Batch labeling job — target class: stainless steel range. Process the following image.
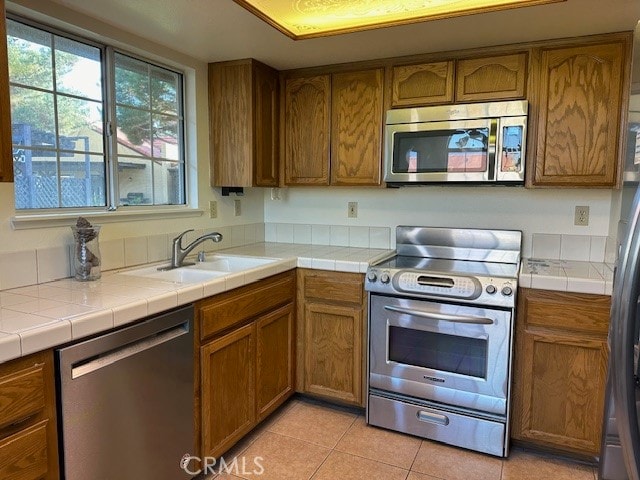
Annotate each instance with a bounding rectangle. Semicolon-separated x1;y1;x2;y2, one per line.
365;226;521;457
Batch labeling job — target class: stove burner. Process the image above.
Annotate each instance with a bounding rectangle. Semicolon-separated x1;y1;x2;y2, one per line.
365;226;521;308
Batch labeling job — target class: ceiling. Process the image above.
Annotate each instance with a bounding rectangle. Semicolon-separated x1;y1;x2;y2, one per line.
14;0;640;70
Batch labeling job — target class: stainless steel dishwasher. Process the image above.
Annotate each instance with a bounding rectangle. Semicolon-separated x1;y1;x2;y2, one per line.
56;305;194;480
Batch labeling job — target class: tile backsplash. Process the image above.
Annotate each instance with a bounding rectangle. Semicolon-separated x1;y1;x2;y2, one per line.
0;222;613;292
0;223;265;291
265;223;392;249
530;233;610;263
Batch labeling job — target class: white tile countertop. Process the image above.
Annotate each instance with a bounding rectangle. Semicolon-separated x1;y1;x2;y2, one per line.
0;243;393;364
519;258;614;296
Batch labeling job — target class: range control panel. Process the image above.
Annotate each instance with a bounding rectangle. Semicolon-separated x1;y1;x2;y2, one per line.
365;268;517;308
395;272;480;299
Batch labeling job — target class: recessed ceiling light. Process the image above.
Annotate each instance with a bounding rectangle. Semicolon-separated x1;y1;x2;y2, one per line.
233;0;566;40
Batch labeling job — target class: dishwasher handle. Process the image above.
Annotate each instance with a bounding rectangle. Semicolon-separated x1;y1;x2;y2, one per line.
71;324;188;379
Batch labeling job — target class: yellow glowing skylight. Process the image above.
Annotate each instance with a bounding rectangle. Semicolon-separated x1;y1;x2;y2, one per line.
233;0;565;40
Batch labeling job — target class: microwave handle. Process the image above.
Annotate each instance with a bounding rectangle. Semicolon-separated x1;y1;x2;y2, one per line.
384;305;494;325
487;119;498;181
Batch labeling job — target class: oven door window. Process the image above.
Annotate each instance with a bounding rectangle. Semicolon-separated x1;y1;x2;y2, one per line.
392;124;490;175
388;325;488;378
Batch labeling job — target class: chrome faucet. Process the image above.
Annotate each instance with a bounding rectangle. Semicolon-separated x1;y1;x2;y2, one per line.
162;229;223;269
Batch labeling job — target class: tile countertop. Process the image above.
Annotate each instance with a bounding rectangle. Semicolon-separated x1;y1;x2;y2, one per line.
0;243;393;364
519;258;614;296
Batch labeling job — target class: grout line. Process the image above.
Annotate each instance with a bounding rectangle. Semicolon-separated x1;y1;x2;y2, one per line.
407;439;423;472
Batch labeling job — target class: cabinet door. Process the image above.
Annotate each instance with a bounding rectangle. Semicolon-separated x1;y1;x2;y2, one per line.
201;323;256;458
390;61;454;107
532;41;627;186
330;69;383;186
284;75;330;185
256;303;294;421
254;62;279;186
0;0;12;183
209;60;253;187
511;289;610;456
0;421;49;480
303;302;362;405
456;53;527;102
0;351;58;480
512;328;607;455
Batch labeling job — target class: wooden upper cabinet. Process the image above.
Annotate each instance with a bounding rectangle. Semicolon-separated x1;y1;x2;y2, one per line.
456;53;527;102
391;53;527;107
284;75;331;185
391;61;454;107
531;39;629;187
330;68;383;186
0;0;13;183
209;58;279;187
254;62;280;186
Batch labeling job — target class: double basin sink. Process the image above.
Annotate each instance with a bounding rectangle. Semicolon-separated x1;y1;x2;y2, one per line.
121;255;278;284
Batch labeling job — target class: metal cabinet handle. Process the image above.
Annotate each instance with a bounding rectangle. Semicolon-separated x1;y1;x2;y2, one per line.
417;410;450;426
384;305;493;325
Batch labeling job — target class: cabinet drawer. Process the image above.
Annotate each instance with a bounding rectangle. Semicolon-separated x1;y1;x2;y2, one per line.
519;289;610;335
0;363;45;430
300;270;363;305
199;271;295;340
0;420;49;480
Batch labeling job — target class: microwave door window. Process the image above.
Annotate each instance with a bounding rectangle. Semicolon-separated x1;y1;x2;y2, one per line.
393;132;449;173
392;128;489;175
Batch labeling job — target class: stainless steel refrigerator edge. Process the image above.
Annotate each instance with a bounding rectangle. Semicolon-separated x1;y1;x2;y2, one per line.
600;19;640;480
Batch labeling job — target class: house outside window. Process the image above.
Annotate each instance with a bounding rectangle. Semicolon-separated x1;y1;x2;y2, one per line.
7;16;187;211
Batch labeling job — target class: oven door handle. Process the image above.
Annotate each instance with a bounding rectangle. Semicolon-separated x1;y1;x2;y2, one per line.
383;305;494;325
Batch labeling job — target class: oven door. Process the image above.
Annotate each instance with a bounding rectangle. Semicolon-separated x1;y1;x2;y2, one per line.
369;294;513;416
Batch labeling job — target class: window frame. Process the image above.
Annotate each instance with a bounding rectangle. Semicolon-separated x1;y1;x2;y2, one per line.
6;12;197;225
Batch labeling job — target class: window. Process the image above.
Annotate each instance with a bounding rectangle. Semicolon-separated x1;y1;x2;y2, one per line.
7;17;186;211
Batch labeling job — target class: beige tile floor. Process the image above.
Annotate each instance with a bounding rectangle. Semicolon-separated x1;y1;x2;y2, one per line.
209;397;598;480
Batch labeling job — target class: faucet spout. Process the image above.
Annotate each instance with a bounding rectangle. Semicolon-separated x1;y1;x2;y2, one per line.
164;230;223;269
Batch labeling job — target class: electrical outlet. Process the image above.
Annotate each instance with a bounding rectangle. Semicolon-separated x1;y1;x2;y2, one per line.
234;199;241;217
348;202;358;218
209;200;217;219
574;206;589;226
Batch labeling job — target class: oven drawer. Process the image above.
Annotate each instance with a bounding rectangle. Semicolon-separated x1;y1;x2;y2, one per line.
367;393;507;457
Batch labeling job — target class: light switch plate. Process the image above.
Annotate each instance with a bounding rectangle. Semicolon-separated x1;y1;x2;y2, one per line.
209;200;217;219
348;202;358;218
234;199;241;217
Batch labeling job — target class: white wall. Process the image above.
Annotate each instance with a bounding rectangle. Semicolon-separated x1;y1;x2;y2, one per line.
264;186;614;258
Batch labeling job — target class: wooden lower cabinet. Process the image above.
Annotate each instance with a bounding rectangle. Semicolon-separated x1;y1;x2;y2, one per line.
256;304;294;421
296;269;366;407
0;350;59;480
197;271;295;459
201;323;256;458
511;288;610;457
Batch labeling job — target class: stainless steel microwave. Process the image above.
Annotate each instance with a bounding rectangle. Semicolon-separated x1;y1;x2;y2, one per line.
384;100;528;185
